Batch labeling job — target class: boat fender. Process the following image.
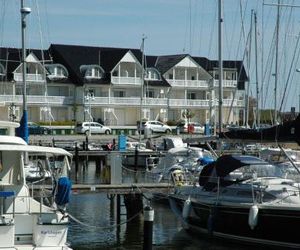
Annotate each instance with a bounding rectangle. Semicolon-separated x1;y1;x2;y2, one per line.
55;177;72;206
182;197;192;219
248;205;259;230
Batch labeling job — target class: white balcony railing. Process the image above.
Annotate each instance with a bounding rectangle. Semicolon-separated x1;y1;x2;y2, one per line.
111;76;142;85
222;99;244;107
166;79;209;88
214;80;237;88
83;97;168;106
0;95;73;105
169;99;210;108
13;73;44;83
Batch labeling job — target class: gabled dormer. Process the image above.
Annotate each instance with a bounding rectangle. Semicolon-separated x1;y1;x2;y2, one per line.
145;67;161;81
45;63;68;81
157;55;211;88
13;52;46;83
80;64;104;80
111;50;142;85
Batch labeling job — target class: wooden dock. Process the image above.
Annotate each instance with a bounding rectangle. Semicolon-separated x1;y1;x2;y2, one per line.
34;183;174;195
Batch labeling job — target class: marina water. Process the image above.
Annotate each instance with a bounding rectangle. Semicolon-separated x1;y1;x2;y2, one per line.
67;160;262;250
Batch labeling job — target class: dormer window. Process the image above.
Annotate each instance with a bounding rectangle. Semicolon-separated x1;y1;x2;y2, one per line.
45;64;68;80
145;68;161;81
0;63;5;79
80;65;104;80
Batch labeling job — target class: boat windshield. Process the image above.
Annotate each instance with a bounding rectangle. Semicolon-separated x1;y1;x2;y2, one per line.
233;163;295;180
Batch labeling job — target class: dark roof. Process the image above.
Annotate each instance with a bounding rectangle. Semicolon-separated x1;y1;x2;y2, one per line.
49;44;168;87
193;56;248;82
145;55;171;87
0;44;247;89
0;47;51;81
154;54;188;74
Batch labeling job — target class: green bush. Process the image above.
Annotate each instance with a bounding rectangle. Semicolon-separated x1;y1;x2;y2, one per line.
166;120;178;126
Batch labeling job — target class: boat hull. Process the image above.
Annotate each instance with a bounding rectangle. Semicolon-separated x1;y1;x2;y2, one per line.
169;195;300;248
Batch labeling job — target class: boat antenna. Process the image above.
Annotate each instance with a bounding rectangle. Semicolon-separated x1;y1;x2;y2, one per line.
17;0;31;143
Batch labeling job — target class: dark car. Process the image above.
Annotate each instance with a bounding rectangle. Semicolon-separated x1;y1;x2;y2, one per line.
28;122;51;135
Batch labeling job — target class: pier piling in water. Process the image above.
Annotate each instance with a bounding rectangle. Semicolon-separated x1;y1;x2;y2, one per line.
143;205;154;250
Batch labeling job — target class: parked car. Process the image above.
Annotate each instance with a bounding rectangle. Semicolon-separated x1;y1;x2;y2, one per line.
138;120;172;134
177;122;204;134
28;122;51;135
75;122;111;135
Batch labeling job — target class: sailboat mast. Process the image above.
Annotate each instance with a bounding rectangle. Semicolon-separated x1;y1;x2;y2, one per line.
254;11;260;127
274;0;280;124
218;0;223;134
19;0;31;143
139;35;146;144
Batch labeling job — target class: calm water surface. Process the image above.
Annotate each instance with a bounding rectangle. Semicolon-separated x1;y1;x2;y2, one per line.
67;161;262;250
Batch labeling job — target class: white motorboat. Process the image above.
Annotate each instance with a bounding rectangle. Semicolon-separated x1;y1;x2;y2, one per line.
0;121;73;249
169;154;300;248
150;146;214;183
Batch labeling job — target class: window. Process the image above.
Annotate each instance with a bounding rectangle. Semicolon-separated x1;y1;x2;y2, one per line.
191;76;195;80
80;65;104;80
146;90;154;98
187;92;196;100
145;68;161;81
45;64;68;80
169;74;173;79
114;90;125;97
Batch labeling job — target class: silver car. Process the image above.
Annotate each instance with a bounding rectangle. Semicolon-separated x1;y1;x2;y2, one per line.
75;122;111;134
143;120;172;133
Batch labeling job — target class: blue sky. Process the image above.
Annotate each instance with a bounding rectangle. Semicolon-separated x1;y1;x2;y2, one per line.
1;0;300;112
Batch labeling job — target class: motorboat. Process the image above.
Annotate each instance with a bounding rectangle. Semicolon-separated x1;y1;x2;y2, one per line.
150;146;214;183
121;141;154;168
169;154;300;248
0;121;73;249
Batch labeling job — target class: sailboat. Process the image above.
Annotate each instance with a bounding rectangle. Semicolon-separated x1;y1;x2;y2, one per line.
168;1;300;248
219;114;300;144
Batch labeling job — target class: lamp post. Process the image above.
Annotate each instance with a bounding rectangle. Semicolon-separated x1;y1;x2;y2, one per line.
85;92;94;136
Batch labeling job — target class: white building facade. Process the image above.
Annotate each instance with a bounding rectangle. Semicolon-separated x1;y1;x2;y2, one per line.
0;44;247;127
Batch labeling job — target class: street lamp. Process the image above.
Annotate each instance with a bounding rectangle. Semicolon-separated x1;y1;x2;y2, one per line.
85;92;95;136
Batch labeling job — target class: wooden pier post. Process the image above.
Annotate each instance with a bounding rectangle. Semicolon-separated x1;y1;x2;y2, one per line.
75;142;79;181
134;145;139;171
123;193;143;220
143;205;154;250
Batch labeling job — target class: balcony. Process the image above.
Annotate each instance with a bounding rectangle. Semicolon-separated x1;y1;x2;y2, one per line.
214;80;237;88
0;95;74;105
13;73;44;83
222;99;244;107
111;76;142;86
169;99;210;108
81;97;168;107
166;79;209;88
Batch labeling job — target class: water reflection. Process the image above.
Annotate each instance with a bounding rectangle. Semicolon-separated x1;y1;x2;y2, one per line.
68;160;264;250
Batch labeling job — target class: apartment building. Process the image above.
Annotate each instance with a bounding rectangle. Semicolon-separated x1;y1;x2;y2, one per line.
0;44;247;126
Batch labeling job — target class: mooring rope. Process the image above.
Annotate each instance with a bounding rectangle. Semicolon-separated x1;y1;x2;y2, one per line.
68;208;143;230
